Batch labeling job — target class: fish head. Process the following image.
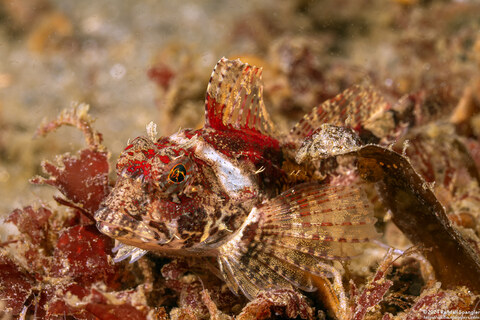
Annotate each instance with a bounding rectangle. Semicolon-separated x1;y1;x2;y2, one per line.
95;133;209;252
95;130;260;254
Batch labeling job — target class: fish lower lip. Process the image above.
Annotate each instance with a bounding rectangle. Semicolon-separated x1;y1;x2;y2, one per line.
94;207;173;248
94;206;131;238
94;206;110;222
95;220;119;237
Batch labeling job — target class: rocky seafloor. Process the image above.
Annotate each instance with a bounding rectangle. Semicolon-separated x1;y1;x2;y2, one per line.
1;0;480;319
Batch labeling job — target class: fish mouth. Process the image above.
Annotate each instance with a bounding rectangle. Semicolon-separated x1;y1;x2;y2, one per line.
94;206;172;250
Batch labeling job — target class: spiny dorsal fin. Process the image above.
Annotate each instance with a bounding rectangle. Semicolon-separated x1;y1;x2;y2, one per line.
217;181;379;300
289;85;392;147
205;58;275;136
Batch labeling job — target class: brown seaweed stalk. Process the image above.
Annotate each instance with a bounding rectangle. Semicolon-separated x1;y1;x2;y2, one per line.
297;125;480;293
356;145;480;292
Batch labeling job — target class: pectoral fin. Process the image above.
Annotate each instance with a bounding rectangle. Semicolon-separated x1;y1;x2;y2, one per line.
217;181;379;300
112;242;148;263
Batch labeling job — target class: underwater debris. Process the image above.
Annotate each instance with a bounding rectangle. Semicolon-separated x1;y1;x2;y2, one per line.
298;137;480;293
2;53;480;319
350;249;395;320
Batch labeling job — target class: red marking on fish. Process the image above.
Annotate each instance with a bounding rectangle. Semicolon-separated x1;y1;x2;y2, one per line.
94;58;381;301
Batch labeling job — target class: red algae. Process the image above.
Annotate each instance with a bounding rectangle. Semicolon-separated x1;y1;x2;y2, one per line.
0;254;35;315
236;289;314;320
5;206;52;245
3;4;480;316
3;64;480;320
350;250;395;320
0;105;152;318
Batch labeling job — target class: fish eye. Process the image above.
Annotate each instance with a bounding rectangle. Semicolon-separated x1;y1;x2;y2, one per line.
168;163;187;184
156;157;193;193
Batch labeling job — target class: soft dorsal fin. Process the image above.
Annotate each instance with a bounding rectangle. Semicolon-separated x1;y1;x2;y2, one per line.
204;58;275;136
289;85;392;147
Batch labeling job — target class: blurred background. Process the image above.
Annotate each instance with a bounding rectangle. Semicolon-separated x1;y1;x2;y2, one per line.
0;0;479;213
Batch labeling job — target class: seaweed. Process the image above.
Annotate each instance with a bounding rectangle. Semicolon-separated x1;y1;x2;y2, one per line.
2;2;480;317
3;79;480;320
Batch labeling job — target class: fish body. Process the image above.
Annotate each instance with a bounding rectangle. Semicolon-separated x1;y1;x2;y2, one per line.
95;58;381;300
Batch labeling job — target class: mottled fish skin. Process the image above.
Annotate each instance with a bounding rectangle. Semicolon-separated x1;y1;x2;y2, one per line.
96;129;285;254
94;57;380;301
